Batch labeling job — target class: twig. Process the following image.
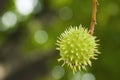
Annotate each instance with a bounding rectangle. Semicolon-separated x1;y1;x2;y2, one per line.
89;0;98;35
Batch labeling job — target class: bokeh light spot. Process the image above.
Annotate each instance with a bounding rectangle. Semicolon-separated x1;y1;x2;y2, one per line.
82;73;95;80
52;65;65;79
34;30;48;44
107;3;119;16
59;7;73;20
1;11;17;28
15;0;38;15
71;72;81;80
0;64;7;80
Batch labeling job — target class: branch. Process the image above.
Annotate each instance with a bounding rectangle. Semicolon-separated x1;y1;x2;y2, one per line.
89;0;98;35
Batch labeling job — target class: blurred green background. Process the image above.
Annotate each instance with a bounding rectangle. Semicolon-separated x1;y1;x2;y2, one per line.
0;0;120;80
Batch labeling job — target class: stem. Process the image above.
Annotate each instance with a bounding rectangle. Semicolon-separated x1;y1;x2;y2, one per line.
89;0;98;35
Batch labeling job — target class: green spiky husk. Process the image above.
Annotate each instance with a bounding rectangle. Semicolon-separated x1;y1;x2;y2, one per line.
56;25;99;73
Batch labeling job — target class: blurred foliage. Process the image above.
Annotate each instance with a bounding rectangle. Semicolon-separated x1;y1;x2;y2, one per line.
0;0;120;80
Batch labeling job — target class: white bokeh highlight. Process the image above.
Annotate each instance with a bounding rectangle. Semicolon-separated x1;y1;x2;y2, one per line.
82;73;95;80
15;0;38;15
107;3;119;16
52;65;65;79
1;11;17;28
34;30;48;44
59;7;73;20
0;65;7;80
71;72;81;80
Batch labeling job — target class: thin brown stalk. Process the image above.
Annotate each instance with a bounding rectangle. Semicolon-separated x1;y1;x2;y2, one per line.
89;0;98;35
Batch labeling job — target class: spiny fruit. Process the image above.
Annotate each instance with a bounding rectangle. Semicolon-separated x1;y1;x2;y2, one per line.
56;25;100;73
